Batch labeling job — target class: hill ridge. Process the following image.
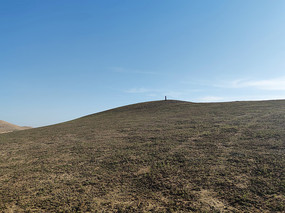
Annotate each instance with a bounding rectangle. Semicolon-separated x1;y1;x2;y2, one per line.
0;120;31;134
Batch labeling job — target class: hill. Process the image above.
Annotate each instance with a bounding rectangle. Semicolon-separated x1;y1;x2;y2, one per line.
0;120;31;134
0;100;284;212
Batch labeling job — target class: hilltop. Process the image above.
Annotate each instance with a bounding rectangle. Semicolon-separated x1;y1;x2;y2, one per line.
0;100;284;212
0;120;31;134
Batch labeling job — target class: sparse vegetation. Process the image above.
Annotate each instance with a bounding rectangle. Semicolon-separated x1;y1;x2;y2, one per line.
0;100;284;212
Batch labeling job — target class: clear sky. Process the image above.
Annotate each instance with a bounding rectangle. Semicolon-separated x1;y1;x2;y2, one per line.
1;0;285;127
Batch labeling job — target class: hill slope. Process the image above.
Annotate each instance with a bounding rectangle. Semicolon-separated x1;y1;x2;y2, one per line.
0;100;284;212
0;120;31;134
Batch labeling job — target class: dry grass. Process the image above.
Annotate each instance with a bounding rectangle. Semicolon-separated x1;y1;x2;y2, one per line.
0;100;284;212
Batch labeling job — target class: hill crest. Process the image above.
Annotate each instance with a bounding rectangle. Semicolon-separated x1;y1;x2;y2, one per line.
0;120;31;134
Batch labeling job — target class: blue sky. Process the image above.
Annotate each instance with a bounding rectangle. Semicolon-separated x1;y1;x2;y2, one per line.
1;0;285;127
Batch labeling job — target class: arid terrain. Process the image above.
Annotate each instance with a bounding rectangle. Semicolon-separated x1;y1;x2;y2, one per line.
0;120;31;134
0;100;284;212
